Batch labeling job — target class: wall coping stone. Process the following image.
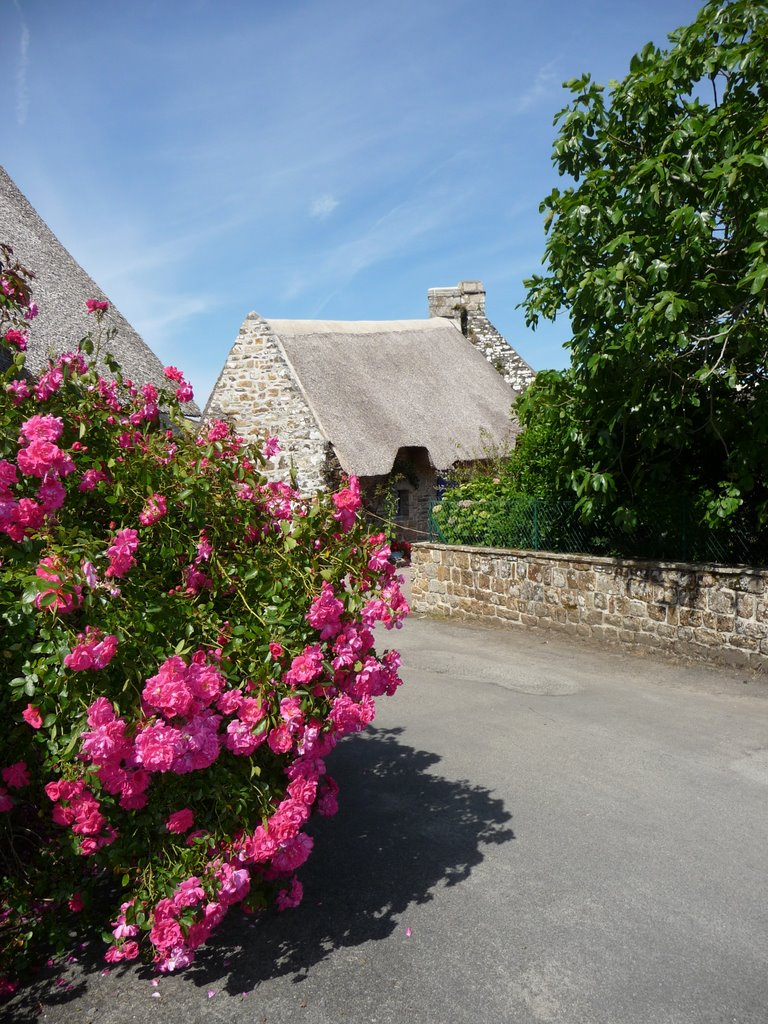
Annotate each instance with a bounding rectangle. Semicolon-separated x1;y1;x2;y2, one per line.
412;541;765;578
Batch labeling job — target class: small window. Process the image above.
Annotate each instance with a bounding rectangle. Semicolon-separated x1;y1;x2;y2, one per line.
396;489;410;518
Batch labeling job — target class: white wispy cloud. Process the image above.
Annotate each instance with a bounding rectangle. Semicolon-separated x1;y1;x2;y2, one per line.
304;186;473;314
513;60;560;114
131;293;215;349
309;194;340;220
13;1;30;126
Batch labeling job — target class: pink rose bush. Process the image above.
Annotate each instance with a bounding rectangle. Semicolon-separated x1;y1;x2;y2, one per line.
0;246;408;988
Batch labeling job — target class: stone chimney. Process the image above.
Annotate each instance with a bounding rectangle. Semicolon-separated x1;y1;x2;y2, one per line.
427;280;486;331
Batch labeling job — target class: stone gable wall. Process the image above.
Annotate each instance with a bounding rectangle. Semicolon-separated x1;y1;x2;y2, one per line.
411;542;768;669
464;310;536;393
205;313;335;493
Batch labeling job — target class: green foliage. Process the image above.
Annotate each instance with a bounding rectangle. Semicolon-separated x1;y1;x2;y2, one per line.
522;0;768;531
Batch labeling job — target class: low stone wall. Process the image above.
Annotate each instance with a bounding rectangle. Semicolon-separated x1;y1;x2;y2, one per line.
410;542;768;670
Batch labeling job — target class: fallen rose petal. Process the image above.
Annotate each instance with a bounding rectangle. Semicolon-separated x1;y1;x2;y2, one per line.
406;927;412;937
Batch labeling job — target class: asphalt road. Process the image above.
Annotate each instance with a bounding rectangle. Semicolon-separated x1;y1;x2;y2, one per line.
8;613;768;1024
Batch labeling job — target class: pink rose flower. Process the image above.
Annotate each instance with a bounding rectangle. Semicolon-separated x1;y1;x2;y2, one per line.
166;808;195;834
19;414;63;444
4;327;28;350
85;298;109;313
22;704;42;729
283;645;324;686
138;493;167;526
275;877;303;911
134;721;185;772
2;761;30;789
262;436;281;459
332;476;361;532
6;378;29;404
306;581;344;640
105;527;139;578
267;723;293;755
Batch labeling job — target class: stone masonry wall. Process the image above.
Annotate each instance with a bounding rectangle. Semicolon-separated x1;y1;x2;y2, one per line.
411;542;768;670
205;313;336;493
427;281;536;393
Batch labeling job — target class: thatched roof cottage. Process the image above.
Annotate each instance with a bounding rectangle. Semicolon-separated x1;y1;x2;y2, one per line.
205;283;535;536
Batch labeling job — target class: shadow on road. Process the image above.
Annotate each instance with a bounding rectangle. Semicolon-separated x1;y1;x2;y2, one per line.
8;725;514;1015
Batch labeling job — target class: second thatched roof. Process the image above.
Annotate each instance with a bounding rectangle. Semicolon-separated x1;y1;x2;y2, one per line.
0;165;200;415
267;316;520;476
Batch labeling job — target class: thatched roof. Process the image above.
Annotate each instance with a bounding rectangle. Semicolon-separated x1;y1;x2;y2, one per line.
0;166;200;415
268;317;520;476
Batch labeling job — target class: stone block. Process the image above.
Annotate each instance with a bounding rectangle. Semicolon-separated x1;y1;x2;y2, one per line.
716;646;752;668
738;573;766;595
691;628;719;647
552;569;567;588
734;620;768;641
708;589;736;614
726;633;756;651
679;607;703;628
591;623;619;642
594;572;616;595
653;623;677;639
715;614;735;632
736;593;756;619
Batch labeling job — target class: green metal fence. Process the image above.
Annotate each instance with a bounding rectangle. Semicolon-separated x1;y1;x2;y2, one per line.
428;494;768;566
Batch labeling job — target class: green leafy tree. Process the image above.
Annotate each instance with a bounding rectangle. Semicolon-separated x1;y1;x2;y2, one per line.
522;0;768;529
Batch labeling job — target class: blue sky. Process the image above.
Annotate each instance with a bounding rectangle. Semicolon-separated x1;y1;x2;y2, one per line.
3;0;703;407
